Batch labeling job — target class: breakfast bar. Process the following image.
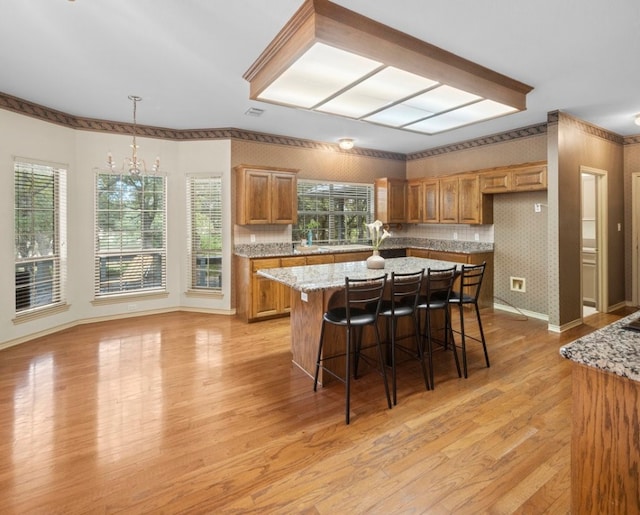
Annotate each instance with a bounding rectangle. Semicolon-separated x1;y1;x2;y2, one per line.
560;313;640;514
259;256;461;383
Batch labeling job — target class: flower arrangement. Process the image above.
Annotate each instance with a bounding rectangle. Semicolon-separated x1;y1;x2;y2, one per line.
365;220;390;251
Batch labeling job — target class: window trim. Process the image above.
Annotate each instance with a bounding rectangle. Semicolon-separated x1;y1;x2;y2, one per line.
13;159;68;319
295;179;374;245
94;170;168;299
186;174;224;293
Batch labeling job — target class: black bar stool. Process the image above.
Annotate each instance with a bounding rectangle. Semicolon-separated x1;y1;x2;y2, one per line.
448;262;490;378
416;266;461;388
313;274;391;425
377;269;427;405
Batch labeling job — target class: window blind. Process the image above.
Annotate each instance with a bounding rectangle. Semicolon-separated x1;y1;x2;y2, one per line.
94;171;167;297
186;175;223;291
14;160;67;314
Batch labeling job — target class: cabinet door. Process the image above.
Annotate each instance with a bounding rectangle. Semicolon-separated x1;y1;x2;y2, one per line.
278;256;305;313
271;172;297;224
305;254;334;265
244;170;271;224
375;178;406;224
439;176;459;223
251;258;281;318
480;170;511;193
406;180;423;223
422;179;439;223
407;248;429;258
458;175;480;224
512;164;547;191
333;251;370;263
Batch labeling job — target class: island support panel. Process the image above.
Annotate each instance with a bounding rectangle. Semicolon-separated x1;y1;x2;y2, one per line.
571;363;640;514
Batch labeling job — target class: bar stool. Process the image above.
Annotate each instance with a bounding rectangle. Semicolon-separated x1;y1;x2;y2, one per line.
448;262;490;378
377;269;427;405
416;266;461;388
313;274;391;425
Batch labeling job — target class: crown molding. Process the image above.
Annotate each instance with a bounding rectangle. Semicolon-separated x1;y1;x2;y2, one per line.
547;110;624;145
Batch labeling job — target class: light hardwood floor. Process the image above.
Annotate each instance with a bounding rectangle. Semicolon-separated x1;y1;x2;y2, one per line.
0;307;636;513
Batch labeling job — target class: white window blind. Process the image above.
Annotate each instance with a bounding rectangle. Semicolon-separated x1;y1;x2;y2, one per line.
94;172;167;297
296;180;374;244
14;160;67;314
186;175;223;291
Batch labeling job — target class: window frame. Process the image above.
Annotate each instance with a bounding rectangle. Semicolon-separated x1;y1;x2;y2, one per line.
186;174;223;293
295;179;374;245
13;159;68;318
94;170;167;299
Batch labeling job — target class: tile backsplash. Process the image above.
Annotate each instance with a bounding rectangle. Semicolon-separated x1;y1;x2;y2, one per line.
234;222;494;245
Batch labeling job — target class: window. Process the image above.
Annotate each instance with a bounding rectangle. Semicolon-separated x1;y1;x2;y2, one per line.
95;172;167;297
187;175;223;291
14;161;67;314
295;180;374;244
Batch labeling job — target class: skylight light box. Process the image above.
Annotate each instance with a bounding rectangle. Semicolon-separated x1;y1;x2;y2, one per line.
243;0;532;135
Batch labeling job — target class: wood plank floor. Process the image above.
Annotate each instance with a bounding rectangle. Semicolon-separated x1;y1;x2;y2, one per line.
0;307;636;514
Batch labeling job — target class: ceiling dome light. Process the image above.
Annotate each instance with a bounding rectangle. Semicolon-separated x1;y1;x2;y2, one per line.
338;138;354;150
635;114;640;126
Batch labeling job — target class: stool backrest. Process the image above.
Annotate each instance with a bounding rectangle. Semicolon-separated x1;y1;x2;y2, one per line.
344;274;387;318
424;266;457;302
389;269;425;312
456;262;486;302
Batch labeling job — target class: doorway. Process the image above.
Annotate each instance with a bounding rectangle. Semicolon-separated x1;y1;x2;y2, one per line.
633;173;640;306
580;167;608;317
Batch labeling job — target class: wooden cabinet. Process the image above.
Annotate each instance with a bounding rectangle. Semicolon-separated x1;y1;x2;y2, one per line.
235;165;298;225
422;179;440;223
406;178;440;223
480;161;547;194
251;258;281;319
439;175;492;224
374;178;406;224
406;180;423;223
439;176;459;223
333;251;370;263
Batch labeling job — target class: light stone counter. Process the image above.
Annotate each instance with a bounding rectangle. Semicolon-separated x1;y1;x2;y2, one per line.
258;256;462;385
559;311;640;382
258;256;462;293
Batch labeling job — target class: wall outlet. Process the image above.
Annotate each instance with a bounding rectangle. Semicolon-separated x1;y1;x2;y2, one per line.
250;234;256;242
534;203;542;213
301;291;308;302
510;277;526;293
453;232;458;240
474;232;480;241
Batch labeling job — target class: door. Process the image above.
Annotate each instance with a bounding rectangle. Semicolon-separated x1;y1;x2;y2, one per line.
580;167;608;317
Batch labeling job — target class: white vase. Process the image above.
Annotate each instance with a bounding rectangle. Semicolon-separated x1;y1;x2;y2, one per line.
366;250;385;269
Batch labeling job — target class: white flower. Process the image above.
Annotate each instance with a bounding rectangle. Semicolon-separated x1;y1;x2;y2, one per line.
365;220;390;250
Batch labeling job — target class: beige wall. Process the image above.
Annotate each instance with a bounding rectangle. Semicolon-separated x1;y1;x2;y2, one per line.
405;132;549;317
550;112;625;328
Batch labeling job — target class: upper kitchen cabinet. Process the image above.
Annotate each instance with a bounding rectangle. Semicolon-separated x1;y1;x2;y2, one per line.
406;178;440;223
480;161;547;194
235;165;299;225
374;178;406;224
440;174;492;224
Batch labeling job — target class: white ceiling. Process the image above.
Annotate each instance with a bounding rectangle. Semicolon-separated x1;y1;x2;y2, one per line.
1;0;639;154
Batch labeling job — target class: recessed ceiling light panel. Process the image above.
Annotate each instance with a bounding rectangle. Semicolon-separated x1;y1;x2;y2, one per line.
244;0;532;135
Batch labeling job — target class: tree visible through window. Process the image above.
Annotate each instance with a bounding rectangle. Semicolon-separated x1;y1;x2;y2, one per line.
14;161;67;313
187;175;223;291
295;180;373;244
95;172;166;296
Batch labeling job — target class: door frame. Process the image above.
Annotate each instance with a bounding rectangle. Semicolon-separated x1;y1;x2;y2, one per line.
580;166;608;315
633;173;640;305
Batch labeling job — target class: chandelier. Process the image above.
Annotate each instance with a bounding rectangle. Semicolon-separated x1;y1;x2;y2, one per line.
107;95;160;175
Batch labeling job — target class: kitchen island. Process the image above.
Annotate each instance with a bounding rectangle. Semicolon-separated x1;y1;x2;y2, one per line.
560;313;640;514
259;256;462;384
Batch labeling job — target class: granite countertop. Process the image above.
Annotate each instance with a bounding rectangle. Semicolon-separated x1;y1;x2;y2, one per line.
559;312;640;382
257;256;461;293
235;238;493;258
